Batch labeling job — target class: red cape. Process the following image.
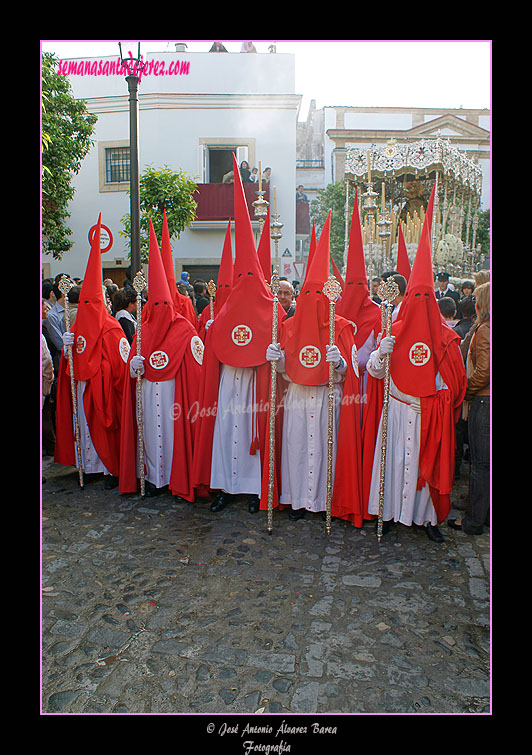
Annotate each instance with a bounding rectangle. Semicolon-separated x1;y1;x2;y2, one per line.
54;318;128;477
118;320;205;500
417;326;466;521
360;373;383;520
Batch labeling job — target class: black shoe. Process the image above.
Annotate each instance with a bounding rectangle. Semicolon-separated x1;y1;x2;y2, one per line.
82;473;101;485
145;481;164;497
248;495;260;514
210;491;230;512
104;475;119;490
447;518;462;531
425;524;444;543
462;522;484;535
289;508;306;521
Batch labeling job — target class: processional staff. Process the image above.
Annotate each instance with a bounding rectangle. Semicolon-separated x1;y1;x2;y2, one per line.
322;274;343;536
207;279;216;320
58;274;84;489
267;270;281;535
376;277;400;543
133;270;147;498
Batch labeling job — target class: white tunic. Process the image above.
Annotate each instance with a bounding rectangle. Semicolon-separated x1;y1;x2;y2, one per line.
74;380;111;476
357;330;378;422
210;364;262;495
138;379;176;488
278;364;345;513
366;349;448;526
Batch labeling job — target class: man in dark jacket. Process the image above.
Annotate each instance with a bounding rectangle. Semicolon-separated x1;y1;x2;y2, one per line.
435;272;462;318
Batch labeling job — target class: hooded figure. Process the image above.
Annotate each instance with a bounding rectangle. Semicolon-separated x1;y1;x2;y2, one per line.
119;221;204;499
197;219;234;342
264;213;365;525
336;189;382;396
365;185;467;542
335;190;384;520
257;206;272;283
54;216;129;486
191;153;285;515
160;210;198;328
396;222;411;283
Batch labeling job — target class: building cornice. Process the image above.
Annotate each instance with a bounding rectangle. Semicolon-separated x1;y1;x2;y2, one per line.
84;92;302;114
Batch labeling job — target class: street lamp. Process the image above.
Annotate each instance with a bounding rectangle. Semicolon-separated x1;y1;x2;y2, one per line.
118;42;143;277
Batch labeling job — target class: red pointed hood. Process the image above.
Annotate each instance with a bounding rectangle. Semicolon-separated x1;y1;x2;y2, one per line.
335;189;382;349
160;209;197;325
215;219;234;314
282;212;334;385
396;222;411;282
330;255;345;290
303;221;317;285
139;220;189;381
257;206;272;282
210;153;281;367
160;209;180;313
391;184;449;396
72;214;120;380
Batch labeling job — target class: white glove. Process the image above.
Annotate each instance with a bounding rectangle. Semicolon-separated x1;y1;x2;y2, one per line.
378;335;395;357
266;343;282;362
62;331;75;347
325;344;342;367
205;319;214;331
410;400;421;415
130;355;145;378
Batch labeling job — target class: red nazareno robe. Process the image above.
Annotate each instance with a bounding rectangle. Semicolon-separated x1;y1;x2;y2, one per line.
262;314;365;526
54;317;128;477
118;315;205;501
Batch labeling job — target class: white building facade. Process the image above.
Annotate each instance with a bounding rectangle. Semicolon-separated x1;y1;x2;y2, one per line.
44;50;302;284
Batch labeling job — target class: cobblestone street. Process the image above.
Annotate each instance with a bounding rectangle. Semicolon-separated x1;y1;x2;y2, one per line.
41;456;490;721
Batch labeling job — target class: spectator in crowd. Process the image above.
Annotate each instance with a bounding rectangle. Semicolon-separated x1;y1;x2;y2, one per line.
448;281;490;535
453;295;476;340
277;279;296;318
435;271;462;318
296;185;309;203
46;276;69;352
113;287;138;344
437;296;459;328
209;42;228;52
240;161;251;183
460;279;475;299
240;41;257;52
42;278;56;314
194;280;210;315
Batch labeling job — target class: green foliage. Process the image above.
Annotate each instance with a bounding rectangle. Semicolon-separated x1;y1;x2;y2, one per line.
41;52;98;259
310;181;356;269
476;209;490;257
121;165;198;263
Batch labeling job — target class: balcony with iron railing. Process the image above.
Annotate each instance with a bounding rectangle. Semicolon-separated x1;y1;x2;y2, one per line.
193;182;311;236
193;183;270;222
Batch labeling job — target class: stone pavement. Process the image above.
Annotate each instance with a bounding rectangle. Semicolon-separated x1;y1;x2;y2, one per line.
41;457;490;718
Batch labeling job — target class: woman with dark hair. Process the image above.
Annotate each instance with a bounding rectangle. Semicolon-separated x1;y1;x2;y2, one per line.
113;287;138;344
239;160;251;183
